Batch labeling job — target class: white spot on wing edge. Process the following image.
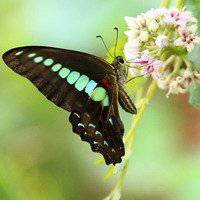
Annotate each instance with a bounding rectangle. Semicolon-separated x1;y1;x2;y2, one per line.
15;51;23;56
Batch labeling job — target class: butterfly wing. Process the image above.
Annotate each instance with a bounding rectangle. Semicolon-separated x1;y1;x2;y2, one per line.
2;46;125;164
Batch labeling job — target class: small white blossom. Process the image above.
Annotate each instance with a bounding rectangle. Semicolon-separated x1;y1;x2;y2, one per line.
124;40;141;60
157;69;200;97
148;20;159;32
139;31;149;42
125;16;139;29
145;8;167;20
136;15;146;27
155;35;169;47
124;30;140;40
157;77;170;90
166;78;187;97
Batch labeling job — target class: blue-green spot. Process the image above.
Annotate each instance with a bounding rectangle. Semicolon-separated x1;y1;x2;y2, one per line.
28;53;36;58
44;58;54;66
15;51;23;56
75;75;89;91
51;64;62;72
33;56;43;63
91;87;107;101
67;71;80;84
85;80;97;95
102;95;109;107
58;68;70;78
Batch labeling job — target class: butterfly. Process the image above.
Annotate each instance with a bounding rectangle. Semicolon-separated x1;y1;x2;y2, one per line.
2;30;137;165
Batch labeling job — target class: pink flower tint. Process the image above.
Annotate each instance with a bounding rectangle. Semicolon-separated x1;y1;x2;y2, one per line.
129;68;139;77
131;56;163;79
132;55;152;66
164;9;195;27
175;27;200;51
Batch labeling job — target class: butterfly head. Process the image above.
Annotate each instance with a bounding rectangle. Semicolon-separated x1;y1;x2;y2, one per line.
115;56;124;64
111;56;127;84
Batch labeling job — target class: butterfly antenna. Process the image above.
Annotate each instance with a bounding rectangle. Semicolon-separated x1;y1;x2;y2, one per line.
96;35;114;58
114;27;119;57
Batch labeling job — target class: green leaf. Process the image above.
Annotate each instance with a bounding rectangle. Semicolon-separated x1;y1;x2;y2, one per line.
162;45;188;56
188;44;200;71
189;84;200;110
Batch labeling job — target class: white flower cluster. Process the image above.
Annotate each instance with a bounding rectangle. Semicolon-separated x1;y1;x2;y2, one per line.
124;7;200;96
124;8;199;74
158;69;200;97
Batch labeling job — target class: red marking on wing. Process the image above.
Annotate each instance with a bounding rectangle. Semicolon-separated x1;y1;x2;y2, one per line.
102;79;112;89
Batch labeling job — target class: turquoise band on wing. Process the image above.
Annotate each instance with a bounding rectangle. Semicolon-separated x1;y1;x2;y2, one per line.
28;52;109;106
52;64;62;72
85;80;97;95
91;87;107;101
67;71;80;84
33;56;43;63
102;95;109;106
44;58;54;66
59;68;70;78
75;75;89;91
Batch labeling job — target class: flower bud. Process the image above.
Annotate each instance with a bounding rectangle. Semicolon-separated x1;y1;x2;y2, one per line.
139;31;149;42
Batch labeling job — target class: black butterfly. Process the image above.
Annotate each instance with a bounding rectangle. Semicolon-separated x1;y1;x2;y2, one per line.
2;33;137;165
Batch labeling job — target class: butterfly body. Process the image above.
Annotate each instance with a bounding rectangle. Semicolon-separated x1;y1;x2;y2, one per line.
2;46;136;165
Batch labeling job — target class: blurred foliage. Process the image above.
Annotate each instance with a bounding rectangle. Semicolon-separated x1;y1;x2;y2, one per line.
189;85;200;110
187;0;200;110
0;0;200;200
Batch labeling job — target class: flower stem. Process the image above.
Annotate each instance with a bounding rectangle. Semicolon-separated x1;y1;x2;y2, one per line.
176;0;185;9
183;57;194;70
104;80;157;200
125;80;157;146
169;56;183;78
161;0;170;8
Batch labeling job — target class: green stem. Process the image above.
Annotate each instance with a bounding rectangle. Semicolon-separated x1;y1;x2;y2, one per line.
161;0;170;8
169;56;183;78
162;55;176;70
183;57;194;71
104;80;157;200
176;0;185;9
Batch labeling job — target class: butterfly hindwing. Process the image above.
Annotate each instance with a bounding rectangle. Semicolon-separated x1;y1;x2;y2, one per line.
69;77;125;164
2;46;125;164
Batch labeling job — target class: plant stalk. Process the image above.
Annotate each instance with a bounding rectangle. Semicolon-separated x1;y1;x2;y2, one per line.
176;0;185;9
161;0;170;8
105;80;157;200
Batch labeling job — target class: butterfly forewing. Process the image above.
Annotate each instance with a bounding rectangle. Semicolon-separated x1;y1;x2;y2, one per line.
2;46;125;165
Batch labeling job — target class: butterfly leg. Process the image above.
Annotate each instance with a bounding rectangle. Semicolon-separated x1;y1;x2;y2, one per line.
118;85;137;114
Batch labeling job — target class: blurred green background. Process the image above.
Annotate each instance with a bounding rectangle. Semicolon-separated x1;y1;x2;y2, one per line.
0;0;200;200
